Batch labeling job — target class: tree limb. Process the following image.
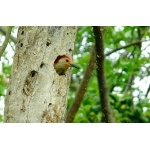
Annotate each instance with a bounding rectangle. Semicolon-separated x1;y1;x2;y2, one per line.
0;26;13;59
105;39;150;56
145;84;150;98
93;26;115;123
65;47;96;123
0;26;16;43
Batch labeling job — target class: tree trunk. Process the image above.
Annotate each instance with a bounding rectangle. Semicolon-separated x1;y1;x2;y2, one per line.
4;26;77;123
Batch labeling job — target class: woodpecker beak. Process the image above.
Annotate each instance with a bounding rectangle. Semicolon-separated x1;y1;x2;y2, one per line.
70;64;80;69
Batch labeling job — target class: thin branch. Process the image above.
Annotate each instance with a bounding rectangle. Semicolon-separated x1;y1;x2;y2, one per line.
0;26;13;59
142;43;150;51
93;26;115;123
145;84;150;98
105;39;150;56
65;47;96;123
124;75;135;94
0;26;16;43
9;42;15;51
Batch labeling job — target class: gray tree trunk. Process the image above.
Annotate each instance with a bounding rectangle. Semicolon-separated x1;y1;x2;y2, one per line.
4;26;77;123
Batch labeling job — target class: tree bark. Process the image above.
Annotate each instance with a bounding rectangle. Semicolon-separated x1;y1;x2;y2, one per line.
93;26;115;123
4;26;77;123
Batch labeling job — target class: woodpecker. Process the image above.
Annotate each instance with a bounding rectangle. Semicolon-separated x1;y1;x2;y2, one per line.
54;55;80;75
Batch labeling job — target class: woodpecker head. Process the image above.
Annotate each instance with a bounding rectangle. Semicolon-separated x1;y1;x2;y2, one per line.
54;55;80;75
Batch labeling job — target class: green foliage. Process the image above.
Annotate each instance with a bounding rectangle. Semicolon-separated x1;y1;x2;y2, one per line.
0;113;3;122
69;26;150;123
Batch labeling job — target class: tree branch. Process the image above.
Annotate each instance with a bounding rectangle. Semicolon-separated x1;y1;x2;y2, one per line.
145;84;150;98
65;47;96;123
93;26;115;123
0;26;13;59
124;75;135;94
0;26;16;43
105;39;150;56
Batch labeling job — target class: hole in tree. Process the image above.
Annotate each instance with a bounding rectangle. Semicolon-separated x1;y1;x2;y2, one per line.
48;103;52;107
30;70;37;77
21;31;24;35
20;43;23;47
40;62;45;68
69;48;72;52
8;90;11;95
46;42;50;46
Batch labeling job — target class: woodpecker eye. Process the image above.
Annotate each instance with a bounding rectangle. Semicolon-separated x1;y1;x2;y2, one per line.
66;59;69;62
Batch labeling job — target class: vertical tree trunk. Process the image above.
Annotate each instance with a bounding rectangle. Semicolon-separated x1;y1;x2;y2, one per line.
4;26;77;123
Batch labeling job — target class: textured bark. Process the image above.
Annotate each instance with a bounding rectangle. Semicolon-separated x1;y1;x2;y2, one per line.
4;26;77;123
